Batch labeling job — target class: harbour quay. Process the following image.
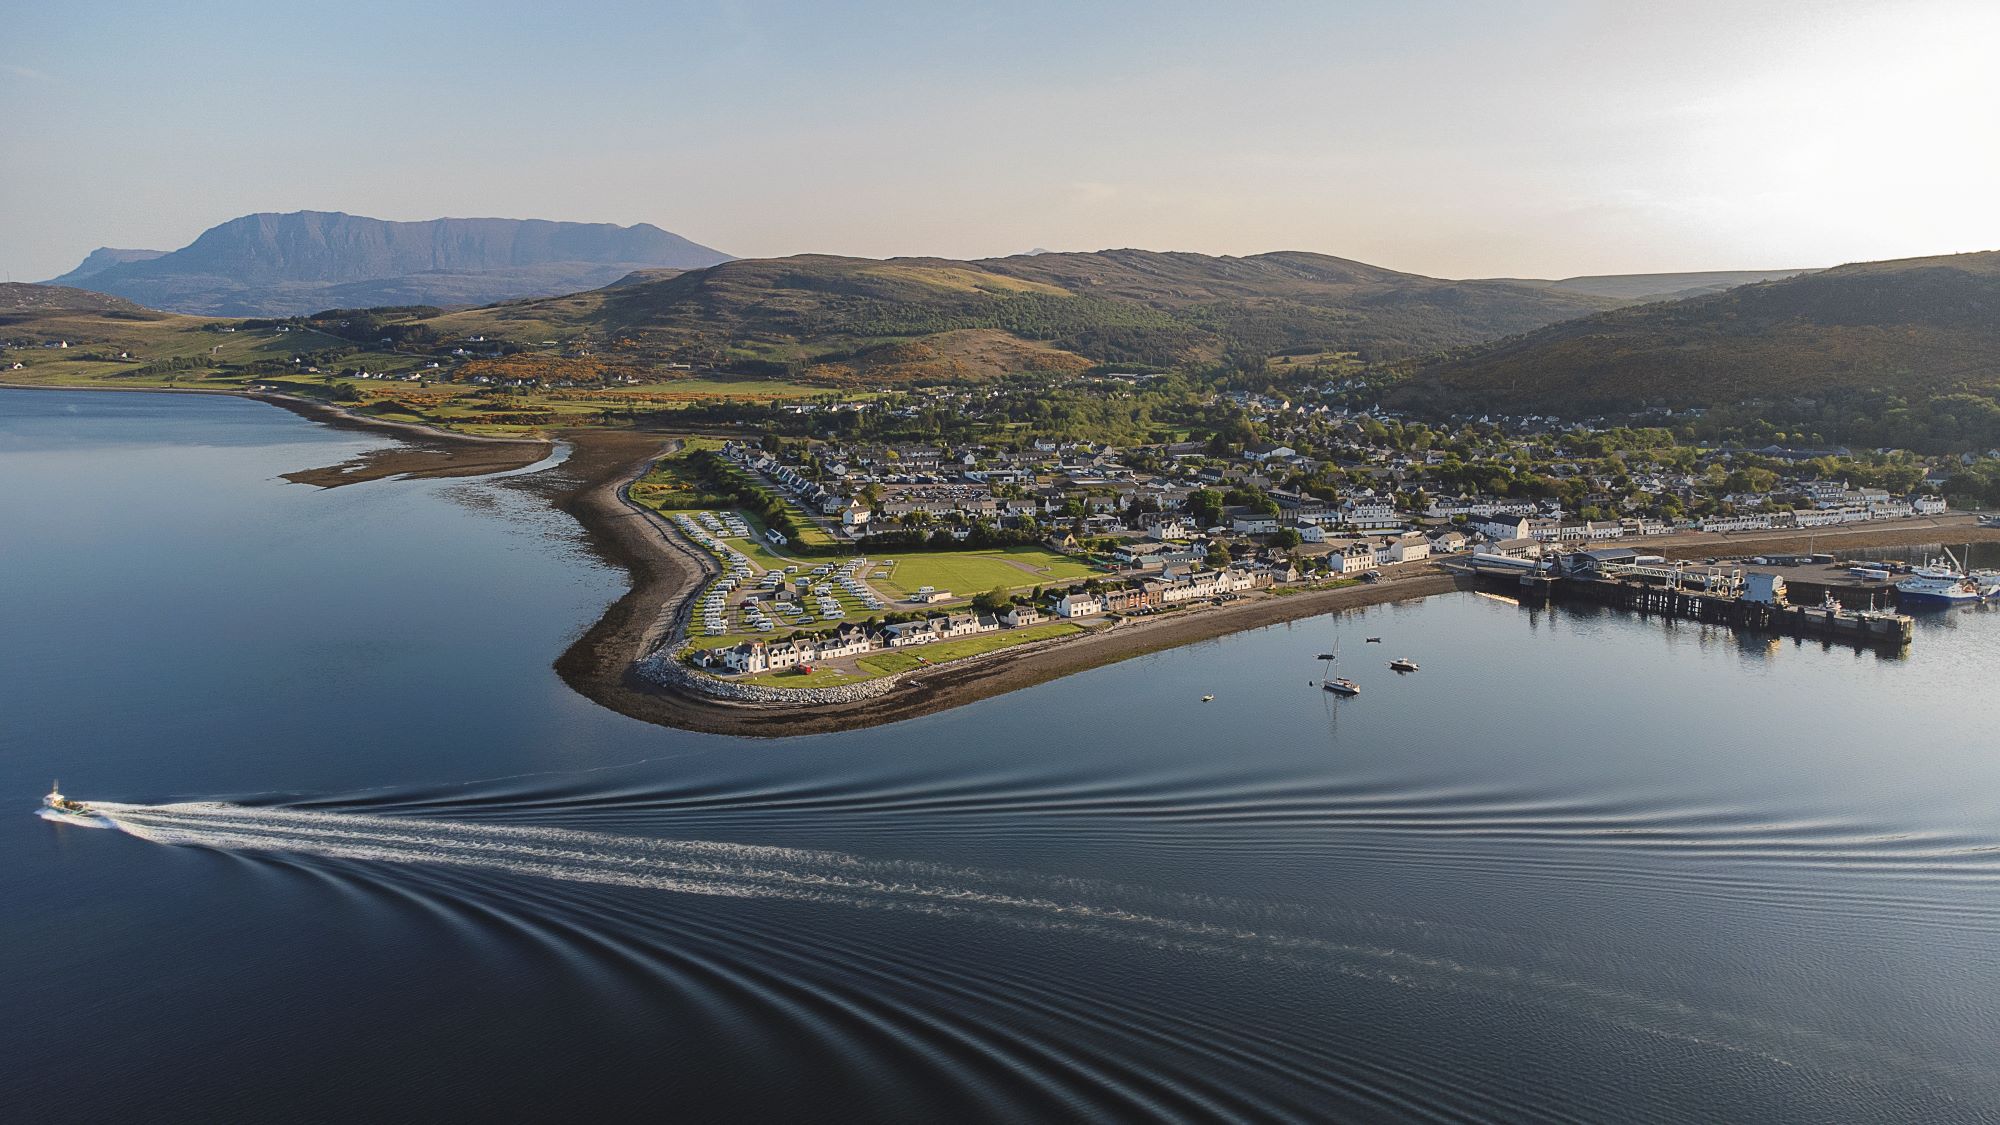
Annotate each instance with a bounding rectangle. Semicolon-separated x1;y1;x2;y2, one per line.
1455;549;1917;647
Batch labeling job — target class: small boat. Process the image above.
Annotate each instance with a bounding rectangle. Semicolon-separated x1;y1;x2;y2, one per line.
1971;570;2000;600
1364;637;1382;643
1389;658;1419;672
1315;653;1338;660
1323;678;1361;696
37;782;114;829
1201;694;1214;702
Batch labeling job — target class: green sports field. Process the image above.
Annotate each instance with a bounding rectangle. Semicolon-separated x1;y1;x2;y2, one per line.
868;547;1100;598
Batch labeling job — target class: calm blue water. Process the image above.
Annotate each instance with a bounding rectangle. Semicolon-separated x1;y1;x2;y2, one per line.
3;389;1997;1123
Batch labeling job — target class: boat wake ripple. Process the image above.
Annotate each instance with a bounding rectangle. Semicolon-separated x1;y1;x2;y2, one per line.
88;799;1999;1113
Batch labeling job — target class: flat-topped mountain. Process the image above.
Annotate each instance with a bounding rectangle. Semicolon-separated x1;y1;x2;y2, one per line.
46;211;732;316
44;248;169;286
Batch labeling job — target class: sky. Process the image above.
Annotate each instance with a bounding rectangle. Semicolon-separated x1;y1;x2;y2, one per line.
3;0;1998;282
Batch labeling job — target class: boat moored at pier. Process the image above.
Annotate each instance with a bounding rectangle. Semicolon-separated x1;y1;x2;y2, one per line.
1896;572;1982;607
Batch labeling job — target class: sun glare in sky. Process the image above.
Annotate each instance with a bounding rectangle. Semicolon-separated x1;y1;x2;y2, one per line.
1;0;1995;279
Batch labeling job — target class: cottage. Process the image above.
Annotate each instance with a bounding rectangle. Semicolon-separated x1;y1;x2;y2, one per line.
1425;528;1469;554
1053;591;1103;619
884;620;942;647
1383;533;1431;564
999;604;1042;627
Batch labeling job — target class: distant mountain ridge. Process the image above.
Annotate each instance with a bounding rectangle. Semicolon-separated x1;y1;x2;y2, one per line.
46;211;732;316
1488;269;1817;303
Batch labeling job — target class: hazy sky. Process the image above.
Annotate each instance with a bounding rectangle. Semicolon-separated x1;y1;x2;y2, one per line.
4;0;1997;281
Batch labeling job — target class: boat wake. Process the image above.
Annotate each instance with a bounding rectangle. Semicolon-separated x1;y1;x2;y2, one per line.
82;798;1996;1110
96;801;1376;954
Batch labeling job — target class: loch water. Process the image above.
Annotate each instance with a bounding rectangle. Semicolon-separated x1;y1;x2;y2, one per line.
3;389;1997;1123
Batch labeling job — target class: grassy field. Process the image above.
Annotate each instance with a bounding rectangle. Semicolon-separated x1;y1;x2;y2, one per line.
869;547;1100;597
1;300;873;437
628;438;733;511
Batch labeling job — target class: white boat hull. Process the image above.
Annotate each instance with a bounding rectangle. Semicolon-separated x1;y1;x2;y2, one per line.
36;806;115;829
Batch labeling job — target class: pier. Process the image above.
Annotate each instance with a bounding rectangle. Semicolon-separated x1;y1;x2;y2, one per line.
1454;553;1915;647
1548;575;1914;645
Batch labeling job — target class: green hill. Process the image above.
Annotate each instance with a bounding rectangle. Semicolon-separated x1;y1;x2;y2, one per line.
1391;251;2000;450
399;249;1617;383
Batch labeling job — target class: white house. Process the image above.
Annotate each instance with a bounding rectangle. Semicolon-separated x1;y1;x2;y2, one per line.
1054;591;1104;618
1243;443;1297;462
1343;502;1401;530
1425;528;1469;554
1701;513;1776;532
1384;534;1431;564
1473;514;1532;541
1329;541;1381;574
937;613;999;639
999;604;1042;628
884;620;942;647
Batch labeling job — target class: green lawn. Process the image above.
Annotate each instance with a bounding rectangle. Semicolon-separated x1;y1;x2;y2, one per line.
869;547;1100;598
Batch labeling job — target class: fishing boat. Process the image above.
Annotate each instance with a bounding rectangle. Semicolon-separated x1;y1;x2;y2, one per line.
37;782;114;829
1895;572;1981;607
1388;658;1419;672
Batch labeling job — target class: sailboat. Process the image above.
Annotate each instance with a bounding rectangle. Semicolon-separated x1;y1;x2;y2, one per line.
1318;636;1360;696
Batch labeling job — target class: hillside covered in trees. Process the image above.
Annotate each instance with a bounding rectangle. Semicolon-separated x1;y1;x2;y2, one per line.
1389;251;2000;452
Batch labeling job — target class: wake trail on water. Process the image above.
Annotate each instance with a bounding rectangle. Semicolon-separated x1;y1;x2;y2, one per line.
89;800;1994;1096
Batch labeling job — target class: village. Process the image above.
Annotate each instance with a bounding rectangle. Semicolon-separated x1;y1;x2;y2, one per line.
652;413;1965;691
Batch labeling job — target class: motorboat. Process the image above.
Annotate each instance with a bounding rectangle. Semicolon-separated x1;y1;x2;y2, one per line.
1388;658;1419;672
38;782;114;829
